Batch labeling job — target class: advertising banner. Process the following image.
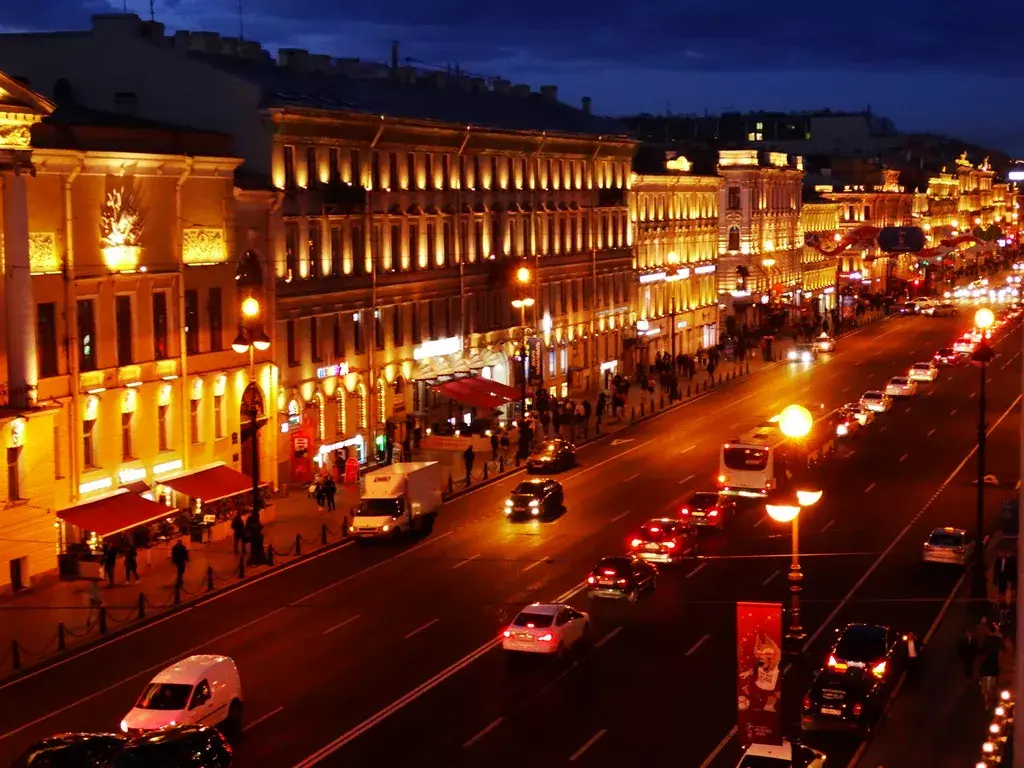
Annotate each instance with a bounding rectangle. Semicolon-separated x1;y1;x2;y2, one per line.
290;424;315;485
736;601;784;747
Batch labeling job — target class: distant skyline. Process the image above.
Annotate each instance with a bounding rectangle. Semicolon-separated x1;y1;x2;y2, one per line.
3;0;1023;155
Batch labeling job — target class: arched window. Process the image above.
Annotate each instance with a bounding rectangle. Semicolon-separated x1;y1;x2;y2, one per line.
727;226;740;252
336;389;347;436
308;392;325;441
356;384;367;429
376;380;387;426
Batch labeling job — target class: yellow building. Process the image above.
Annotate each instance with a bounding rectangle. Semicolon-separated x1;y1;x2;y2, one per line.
799;197;842;312
0;72;276;590
630;155;721;362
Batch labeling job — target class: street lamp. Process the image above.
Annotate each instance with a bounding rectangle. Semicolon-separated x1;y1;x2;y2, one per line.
761;257;777;303
667;252;680;361
972;307;996;589
511;294;535;420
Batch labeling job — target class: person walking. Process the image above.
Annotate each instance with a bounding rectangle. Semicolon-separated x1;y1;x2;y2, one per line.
170;540;189;590
582;399;592;440
102;543;117;588
325;476;337;512
490;431;499;462
124;544;140;585
231;511;246;555
499;431;510;462
980;630;1002;709
463;444;475;485
993;550;1017;601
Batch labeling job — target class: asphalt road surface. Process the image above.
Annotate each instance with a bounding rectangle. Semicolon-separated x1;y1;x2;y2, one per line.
0;312;1020;768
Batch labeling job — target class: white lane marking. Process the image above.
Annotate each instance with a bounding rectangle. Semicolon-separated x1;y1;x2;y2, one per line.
322;615;360;636
842;387;850;393
864;482;876;493
753;516;767;527
899;453;909;462
293;533;453;606
626;472;640;482
680;445;696;454
821;520;836;532
452;554;480;570
611;510;632;522
951;408;958;415
927;428;936;437
698;392;1024;768
569;729;608;762
462;717;504;749
879;424;888;432
567;440;654;482
680;474;696;485
403;618;440;640
845;449;856;458
970;392;977;399
595;626;623;649
686;562;708;579
905;406;912;413
685;634;711;657
243;705;284;733
926;389;935;396
762;570;780;586
523;559;545;572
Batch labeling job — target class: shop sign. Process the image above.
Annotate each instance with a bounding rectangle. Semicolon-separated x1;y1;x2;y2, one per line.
118;467;148;485
694;264;717;275
599;360;618;372
639;271;667;284
636;319;650;332
316;362;350;379
79;476;113;495
736;601;784;747
153;459;183;476
528;337;542;385
413;336;462;361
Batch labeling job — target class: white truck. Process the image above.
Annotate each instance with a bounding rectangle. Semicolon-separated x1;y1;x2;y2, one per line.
351;462;444;539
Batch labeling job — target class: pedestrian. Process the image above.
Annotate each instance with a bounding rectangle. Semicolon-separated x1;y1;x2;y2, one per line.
499;431;510;462
246;510;266;566
325;477;337;511
463;444;475;484
490;431;499;462
231;511;246;555
315;479;326;511
85;578;103;626
582;399;592;439
998;634;1016;692
102;543;117;587
980;630;1002;708
124;544;140;584
707;360;717;384
170;540;189;589
959;629;978;679
402;433;412;461
993;550;1017;600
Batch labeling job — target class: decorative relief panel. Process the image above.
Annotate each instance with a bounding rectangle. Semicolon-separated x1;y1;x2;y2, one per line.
28;232;60;274
182;228;227;265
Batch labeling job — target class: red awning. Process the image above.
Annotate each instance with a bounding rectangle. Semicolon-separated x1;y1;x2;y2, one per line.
58;491;173;538
159;464;255;502
432;376;520;410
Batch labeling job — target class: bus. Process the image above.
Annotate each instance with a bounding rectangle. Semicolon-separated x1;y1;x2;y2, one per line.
717;420;788;497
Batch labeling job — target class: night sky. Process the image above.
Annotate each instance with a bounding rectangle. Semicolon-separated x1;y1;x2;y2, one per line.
4;0;1023;154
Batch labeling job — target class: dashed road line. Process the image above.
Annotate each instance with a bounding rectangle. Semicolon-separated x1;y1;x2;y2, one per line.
951;409;958;415
899;453;909;462
322;615;360;636
595;626;623;649
821;519;836;532
452;555;480;570
864;482;876;493
686;562;708;579
753;516;767;527
462;717;504;749
403;618;440;639
626;473;640;482
685;634;711;657
243;705;284;732
680;474;696;485
927;428;936;437
762;569;780;586
522;559;545;572
570;729;608;761
611;510;632;523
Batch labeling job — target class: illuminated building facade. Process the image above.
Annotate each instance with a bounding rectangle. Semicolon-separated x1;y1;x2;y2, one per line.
0;71;275;590
630;157;721;361
716;150;804;321
799;197;843;312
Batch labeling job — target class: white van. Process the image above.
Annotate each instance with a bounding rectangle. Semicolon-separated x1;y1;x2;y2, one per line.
121;655;243;735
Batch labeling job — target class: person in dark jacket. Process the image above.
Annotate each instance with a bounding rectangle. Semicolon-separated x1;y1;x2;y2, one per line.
124;545;140;585
463;444;475;484
231;512;246;555
102;544;117;588
170;540;189;589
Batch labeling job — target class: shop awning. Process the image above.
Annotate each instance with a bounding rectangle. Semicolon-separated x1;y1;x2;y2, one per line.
432;377;518;410
58;490;172;538
158;464;256;503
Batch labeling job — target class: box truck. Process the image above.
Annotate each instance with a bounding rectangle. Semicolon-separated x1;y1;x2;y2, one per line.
350;462;444;538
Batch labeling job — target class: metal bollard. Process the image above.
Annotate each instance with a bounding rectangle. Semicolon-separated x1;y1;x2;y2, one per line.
57;622;66;651
448;474;455;494
11;640;20;670
207;566;214;591
687;383;691;397
173;583;181;605
266;545;274;566
660;394;665;410
515;454;521;467
640;400;645;417
746;361;750;375
499;456;505;473
295;532;302;556
718;373;723;386
321;523;329;545
137;593;145;619
238;557;246;579
631;405;636;421
99;606;108;634
342;516;350;537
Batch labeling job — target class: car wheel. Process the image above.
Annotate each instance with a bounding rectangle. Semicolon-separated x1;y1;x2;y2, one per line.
628;587;639;603
224;698;243;735
555;641;566;659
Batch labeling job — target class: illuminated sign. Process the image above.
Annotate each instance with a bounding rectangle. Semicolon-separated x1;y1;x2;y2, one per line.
694;264;716;275
636;319;650;332
153;459;183;476
79;477;113;495
641;327;662;337
600;360;618;372
1008;171;1024;181
316;362;350;379
639;271;667;284
413;336;462;361
118;467;148;485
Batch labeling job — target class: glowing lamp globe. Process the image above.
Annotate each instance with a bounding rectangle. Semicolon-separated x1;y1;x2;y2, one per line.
778;404;813;439
796;489;823;507
975;307;995;330
516;266;532;284
241;296;262;320
765;503;800;523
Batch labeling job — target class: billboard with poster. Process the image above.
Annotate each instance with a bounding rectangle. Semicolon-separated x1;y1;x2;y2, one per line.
736;601;784;746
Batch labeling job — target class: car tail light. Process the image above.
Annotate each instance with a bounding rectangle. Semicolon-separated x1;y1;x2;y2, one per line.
616;578;627;585
665;541;676;549
649;527;660;533
537;633;553;642
709;508;719;517
630;538;643;548
502;629;512;638
681;507;690;516
872;661;887;678
587;576;595;584
602;569;616;576
827;654;848;670
717;475;726;483
802;693;811;711
852;703;863;717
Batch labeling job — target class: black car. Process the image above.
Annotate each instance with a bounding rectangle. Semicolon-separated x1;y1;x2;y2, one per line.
115;726;232;767
680;492;736;528
586;555;657;602
13;727;232;768
503;478;564;519
801;667;885;734
826;623;908;682
526;439;577;473
933;347;960;366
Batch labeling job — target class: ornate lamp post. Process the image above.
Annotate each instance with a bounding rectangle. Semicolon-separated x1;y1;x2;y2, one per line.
972;307;996;593
511;266;534;419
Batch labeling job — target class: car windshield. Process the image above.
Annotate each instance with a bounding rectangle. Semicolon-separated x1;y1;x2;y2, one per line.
357;498;401;517
738;757;790;768
135;682;193;711
913;364;931;371
688;492;719;507
512;612;554;628
930;532;964;547
512;483;544;497
835;626;887;662
796;344;815;352
723;446;769;471
890;378;908;385
640;523;675;540
938;348;954;356
863;392;882;400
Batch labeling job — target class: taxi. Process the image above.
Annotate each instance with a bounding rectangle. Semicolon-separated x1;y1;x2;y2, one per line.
884;376;917;397
814;333;836;353
908;362;938;382
923;527;973;566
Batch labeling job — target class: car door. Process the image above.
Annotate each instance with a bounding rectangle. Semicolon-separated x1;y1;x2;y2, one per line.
564;608;585;644
187;679;214;725
554;608;573;645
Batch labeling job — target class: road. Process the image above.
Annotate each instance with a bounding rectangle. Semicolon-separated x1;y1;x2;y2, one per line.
0;312;1019;768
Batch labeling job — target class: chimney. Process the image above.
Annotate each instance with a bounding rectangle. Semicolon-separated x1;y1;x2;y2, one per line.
492;78;511;96
581;96;592;114
278;48;310;70
512;84;531;98
2;174;38;408
391;40;399;68
539;85;558;101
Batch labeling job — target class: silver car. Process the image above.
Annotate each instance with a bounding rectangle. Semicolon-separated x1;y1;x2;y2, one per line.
859;391;892;413
923;527;973;566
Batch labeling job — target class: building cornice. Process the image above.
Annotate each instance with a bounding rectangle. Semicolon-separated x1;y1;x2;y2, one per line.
31;148;242;177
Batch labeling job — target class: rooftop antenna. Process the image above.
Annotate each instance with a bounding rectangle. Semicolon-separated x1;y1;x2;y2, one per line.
123;0;127;11
149;0;155;20
238;0;244;41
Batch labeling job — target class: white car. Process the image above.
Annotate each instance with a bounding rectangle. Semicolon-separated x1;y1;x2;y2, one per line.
953;337;975;355
859;390;893;413
736;741;826;767
908;362;938;382
787;345;818;363
501;602;590;656
923;527;974;566
814;334;836;353
842;402;875;426
122;655;243;735
885;376;918;397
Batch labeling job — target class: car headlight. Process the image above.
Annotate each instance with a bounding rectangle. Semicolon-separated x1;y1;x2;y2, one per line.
529;499;540;507
801;352;812;362
121;719;129;733
837;423;848;436
531;508;540;516
381;524;390;532
505;499;513;507
787;351;797;360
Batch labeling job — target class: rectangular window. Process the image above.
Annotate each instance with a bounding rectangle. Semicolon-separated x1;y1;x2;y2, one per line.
407;153;416;189
285;223;299;277
349;149;360;185
152;292;168;360
353;313;364;353
427;301;435;338
306;146;318;186
329;147;339;182
374;311;385;349
727;186;741;211
309;224;322;278
442;219;454;263
333;315;344;357
411;303;421;344
157;405;169;451
310;317;322;362
7;447;19;500
184;289;200;354
284;145;295;187
393;305;404;347
83;418;97;467
371;151;382;190
388;152;398;189
53;425;63;479
443;299;452;337
36;302;58;377
408;222;419;266
189;399;201;444
121;412;133;460
426;219;437;267
287;320;297;366
351;224;365;273
77;299;97;372
330;227;342;276
425;154;434;189
559;283;568;315
214;394;225;439
207;288;222;352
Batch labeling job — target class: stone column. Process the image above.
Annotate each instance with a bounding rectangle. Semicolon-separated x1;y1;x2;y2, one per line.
2;170;37;408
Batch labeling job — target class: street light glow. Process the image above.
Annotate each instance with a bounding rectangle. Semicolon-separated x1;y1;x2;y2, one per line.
667;251;680;265
761;257;776;268
778;404;813;439
241;296;261;319
975;307;995;330
765;503;800;523
796;489;823;507
516;266;531;284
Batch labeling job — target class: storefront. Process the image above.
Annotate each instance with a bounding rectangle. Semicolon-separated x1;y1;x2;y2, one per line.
153;461;269;541
412;337;512;430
